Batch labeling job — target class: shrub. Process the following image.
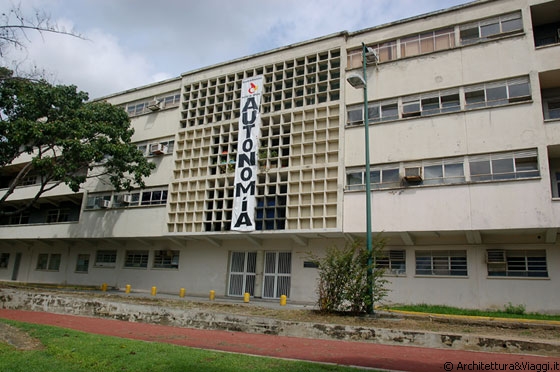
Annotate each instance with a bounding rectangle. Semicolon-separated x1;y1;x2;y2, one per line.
311;238;389;314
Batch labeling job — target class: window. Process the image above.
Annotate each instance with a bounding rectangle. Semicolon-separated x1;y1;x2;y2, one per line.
377;250;406;275
124;250;149;268
75;254;90;273
125;91;180;117
402;90;460;118
416;250;467;276
148;140;174;156
7;212;30;225
422;158;466;185
0;253;9;268
86;194;111;209
401;27;455;58
95;250;117;267
469;150;539;182
140;189;168;206
46;209;71;223
153;250;179;269
544;98;560;120
20;174;38;186
87;188;168;209
346;149;538;191
369;101;399;122
36;253;61;271
487;249;548;277
465;77;531;109
460;12;523;45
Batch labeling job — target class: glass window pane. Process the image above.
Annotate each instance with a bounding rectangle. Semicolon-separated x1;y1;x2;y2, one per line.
441;93;460;112
382;169;400;184
369;170;381;184
508;82;530;99
492;158;514;174
424;165;443;179
381;104;398;121
367;105;380;123
348;109;362;124
421;97;440;115
460;27;480;44
486;86;508;106
502;17;522;33
465;90;486;108
470;160;492;181
480;22;500;37
347;172;362;185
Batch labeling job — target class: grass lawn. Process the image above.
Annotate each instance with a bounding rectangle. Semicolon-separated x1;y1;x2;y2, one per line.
0;320;374;372
387;304;560;322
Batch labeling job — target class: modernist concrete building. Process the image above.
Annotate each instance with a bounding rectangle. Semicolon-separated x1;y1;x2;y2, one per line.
1;0;560;312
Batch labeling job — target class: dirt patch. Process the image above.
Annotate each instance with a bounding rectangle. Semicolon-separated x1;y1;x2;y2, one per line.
0;322;44;350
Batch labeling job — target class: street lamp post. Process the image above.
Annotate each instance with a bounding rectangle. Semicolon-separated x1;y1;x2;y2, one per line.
346;42;378;314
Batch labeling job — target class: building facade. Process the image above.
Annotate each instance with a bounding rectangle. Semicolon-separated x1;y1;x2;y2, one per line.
1;0;559;312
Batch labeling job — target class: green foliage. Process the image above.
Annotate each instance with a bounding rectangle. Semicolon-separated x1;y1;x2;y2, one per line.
388;303;560;320
0;69;155;215
0;320;370;372
311;238;390;314
504;302;526;315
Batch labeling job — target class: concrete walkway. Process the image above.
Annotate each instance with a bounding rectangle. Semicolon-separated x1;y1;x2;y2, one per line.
1;308;559;372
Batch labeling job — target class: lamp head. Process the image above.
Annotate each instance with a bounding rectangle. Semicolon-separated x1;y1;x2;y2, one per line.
346;73;366;89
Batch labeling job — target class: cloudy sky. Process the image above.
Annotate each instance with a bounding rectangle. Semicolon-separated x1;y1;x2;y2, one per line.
1;0;470;99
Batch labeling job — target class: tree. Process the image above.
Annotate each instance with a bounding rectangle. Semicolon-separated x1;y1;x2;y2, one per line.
1;3;82;57
0;68;155;216
311;238;390;314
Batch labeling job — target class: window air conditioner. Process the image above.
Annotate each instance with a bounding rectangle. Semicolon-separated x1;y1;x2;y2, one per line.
486;249;506;263
150;143;168;155
99;200;110;208
123;194;133;204
147;100;162;111
403;167;422;182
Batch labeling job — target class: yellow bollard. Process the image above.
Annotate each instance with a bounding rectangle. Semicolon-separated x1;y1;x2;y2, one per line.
280;295;287;306
125;284;131;294
101;283;108;292
243;292;250;303
209;290;215;301
151;286;157;296
179;288;186;298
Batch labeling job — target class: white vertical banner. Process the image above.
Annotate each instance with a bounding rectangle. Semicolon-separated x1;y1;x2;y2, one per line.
231;75;264;231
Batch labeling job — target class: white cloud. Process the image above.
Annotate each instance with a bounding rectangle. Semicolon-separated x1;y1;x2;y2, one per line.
0;0;470;98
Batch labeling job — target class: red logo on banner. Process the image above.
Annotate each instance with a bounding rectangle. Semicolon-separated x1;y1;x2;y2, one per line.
248;82;258;94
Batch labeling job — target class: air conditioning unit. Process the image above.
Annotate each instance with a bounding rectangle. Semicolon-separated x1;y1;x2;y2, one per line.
150;143;168;155
147;100;162;111
403;167;422;182
486;249;506;263
99;199;110;208
123;194;133;204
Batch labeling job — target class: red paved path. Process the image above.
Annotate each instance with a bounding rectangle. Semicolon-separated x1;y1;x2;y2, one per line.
1;309;559;372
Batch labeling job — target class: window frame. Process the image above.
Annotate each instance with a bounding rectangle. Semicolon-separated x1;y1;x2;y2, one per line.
459;12;523;45
94;250;117;268
415;250;468;277
124;250;149;269
36;253;61;271
377;250;406;275
75;254;90;273
487;249;548;278
153;250;180;269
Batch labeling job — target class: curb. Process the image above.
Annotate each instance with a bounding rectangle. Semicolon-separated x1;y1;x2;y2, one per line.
1;287;559;356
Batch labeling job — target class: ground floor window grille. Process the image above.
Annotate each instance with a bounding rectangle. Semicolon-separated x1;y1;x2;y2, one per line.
377;250;406;275
36;253;61;271
263;252;292;299
95;250;117;267
153;250;179;269
124;250;149;268
228;252;257;296
75;254;90;273
487;249;548;277
415;250;467;276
